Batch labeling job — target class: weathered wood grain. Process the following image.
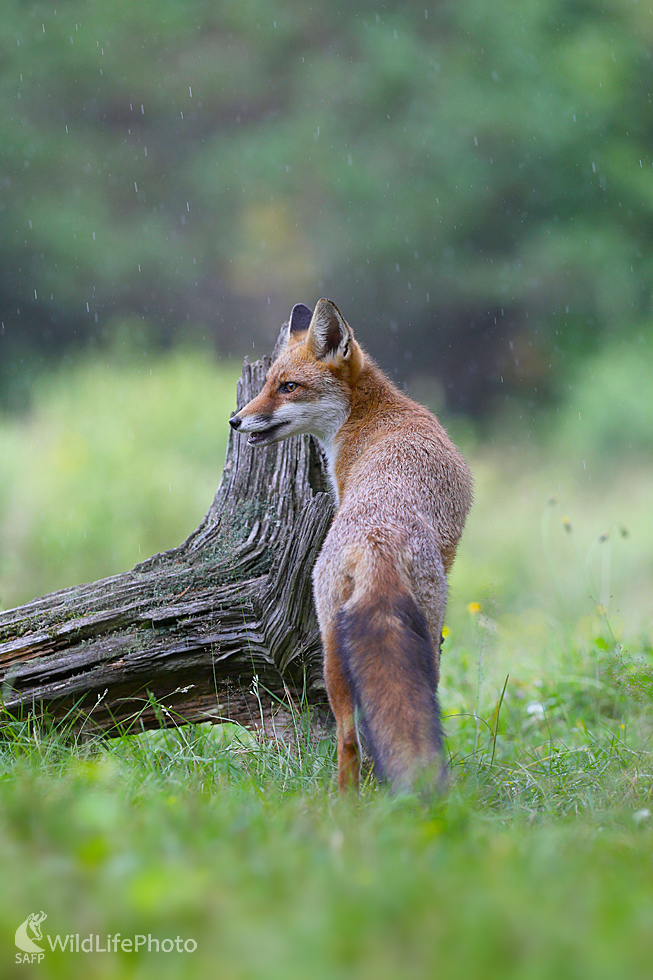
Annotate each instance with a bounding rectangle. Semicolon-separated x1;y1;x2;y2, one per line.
0;335;335;737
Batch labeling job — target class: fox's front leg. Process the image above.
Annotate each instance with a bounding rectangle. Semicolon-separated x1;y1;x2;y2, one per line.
323;629;360;793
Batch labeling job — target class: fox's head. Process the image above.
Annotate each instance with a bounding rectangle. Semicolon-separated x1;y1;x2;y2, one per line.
229;299;363;447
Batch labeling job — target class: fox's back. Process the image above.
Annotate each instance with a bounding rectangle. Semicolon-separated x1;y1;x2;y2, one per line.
328;360;472;573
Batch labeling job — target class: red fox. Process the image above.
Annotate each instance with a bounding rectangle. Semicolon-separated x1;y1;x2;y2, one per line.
230;299;472;792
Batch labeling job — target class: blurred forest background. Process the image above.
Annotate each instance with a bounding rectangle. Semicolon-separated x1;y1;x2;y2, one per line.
1;0;652;642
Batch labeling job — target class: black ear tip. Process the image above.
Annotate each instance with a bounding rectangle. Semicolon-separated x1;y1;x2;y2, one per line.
289;303;313;334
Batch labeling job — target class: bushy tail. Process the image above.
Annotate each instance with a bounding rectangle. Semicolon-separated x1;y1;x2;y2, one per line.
335;590;445;791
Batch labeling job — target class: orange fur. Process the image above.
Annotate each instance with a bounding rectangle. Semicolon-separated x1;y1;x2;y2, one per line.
230;299;472;792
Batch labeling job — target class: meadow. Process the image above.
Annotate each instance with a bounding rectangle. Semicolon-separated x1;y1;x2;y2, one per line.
1;340;652;979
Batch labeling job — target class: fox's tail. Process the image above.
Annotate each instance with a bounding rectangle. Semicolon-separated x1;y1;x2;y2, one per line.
335;587;446;791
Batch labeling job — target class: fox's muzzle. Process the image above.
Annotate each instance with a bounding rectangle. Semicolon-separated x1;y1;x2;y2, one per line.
229;411;290;446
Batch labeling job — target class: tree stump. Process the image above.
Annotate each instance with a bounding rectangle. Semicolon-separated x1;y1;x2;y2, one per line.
0;338;336;738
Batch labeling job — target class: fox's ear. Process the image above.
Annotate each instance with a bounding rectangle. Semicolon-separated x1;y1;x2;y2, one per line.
307;299;353;362
288;303;313;339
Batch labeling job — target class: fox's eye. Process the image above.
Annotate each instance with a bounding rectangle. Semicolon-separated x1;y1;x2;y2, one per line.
280;381;298;393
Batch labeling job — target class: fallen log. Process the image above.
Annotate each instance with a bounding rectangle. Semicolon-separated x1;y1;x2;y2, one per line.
0;331;335;737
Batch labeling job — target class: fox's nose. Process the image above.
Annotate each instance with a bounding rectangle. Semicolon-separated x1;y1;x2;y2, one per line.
229;415;242;430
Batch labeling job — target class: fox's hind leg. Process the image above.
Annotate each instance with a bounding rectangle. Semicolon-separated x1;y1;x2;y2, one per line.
323;627;361;792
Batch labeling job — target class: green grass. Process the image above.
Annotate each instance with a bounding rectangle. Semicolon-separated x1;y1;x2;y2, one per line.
0;657;652;980
1;340;653;978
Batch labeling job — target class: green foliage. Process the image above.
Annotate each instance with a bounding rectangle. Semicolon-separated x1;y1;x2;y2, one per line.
0;345;239;608
1;0;652;411
552;330;653;459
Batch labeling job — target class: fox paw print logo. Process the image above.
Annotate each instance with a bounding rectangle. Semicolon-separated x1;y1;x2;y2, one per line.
15;912;47;953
